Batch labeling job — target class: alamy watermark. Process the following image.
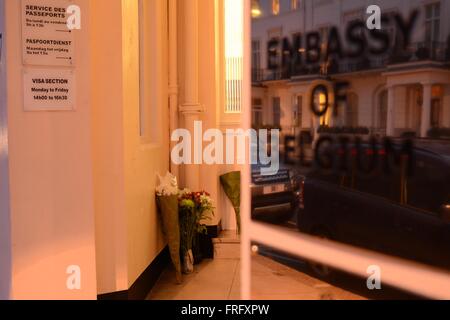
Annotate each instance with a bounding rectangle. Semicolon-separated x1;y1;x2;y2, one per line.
171;121;280;176
66;5;81;30
66;265;81;290
367;265;382;290
366;5;382;30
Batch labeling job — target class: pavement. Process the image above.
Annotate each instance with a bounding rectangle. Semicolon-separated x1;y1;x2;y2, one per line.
250;254;365;300
147;233;365;300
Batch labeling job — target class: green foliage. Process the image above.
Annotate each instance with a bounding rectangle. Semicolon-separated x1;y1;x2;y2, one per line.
220;171;241;234
178;191;215;257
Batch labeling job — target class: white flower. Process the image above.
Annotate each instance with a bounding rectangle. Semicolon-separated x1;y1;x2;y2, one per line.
178;188;191;197
156;172;179;197
200;195;213;206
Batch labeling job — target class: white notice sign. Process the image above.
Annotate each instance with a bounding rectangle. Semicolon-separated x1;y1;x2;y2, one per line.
22;0;75;66
23;69;75;111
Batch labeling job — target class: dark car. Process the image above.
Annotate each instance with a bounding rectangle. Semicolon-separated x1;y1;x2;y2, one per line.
297;141;450;277
251;165;303;222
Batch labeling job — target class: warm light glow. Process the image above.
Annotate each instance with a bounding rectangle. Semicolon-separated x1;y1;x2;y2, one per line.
251;0;262;18
225;0;243;59
225;0;244;113
319;93;330;126
432;85;443;98
251;8;261;18
272;0;280;15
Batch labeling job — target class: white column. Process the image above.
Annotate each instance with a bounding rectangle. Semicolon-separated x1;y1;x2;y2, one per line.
180;0;203;190
421;83;432;138
386;86;396;137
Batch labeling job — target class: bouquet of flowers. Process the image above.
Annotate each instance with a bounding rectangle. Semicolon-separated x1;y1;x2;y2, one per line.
155;172;182;283
220;171;241;234
178;190;214;273
156;173;179;197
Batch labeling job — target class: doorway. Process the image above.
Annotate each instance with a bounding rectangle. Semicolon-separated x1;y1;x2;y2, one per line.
431;98;443;128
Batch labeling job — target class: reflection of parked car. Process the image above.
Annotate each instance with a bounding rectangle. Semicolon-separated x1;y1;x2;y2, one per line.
251;165;303;222
297;142;450;277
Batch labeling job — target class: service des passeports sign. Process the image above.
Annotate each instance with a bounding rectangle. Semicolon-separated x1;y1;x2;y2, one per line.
21;0;75;67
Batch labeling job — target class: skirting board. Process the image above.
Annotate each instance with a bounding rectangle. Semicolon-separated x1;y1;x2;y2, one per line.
97;246;169;301
98;222;221;300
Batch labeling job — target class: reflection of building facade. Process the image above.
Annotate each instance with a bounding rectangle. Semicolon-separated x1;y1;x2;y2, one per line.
252;0;450;139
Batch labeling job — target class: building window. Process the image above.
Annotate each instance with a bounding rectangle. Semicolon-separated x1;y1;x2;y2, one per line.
378;90;388;131
343;9;364;39
272;0;280;15
312;87;329;126
252;98;263;128
318;26;330;59
431;98;442;128
267;30;282;73
425;2;441;43
291;0;299;11
346;93;359;127
252;40;261;72
225;0;243;113
272;97;281;127
251;0;262;18
293;95;303;127
386;11;398;46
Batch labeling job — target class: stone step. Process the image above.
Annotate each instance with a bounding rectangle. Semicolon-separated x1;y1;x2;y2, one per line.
213;230;240;259
213;242;240;259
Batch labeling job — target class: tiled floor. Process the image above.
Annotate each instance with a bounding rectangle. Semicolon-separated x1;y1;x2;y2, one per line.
148;257;240;300
147;235;365;300
250;255;364;300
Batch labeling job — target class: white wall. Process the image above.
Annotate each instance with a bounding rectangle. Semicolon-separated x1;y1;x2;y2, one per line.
91;0;169;294
5;0;97;299
122;0;169;290
90;0;128;295
349;75;386;128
